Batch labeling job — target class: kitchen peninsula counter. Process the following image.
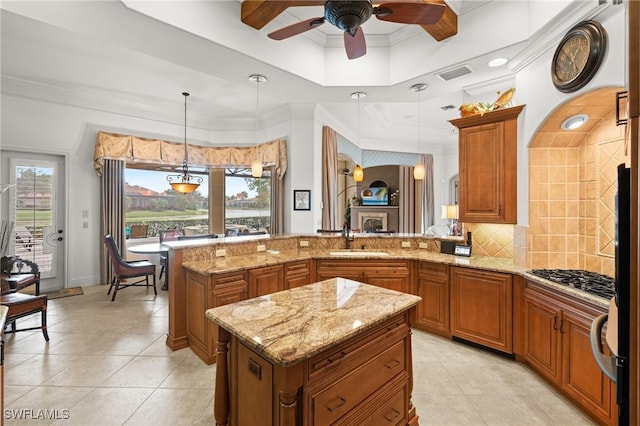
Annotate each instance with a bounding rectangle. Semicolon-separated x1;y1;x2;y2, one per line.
205;277;421;425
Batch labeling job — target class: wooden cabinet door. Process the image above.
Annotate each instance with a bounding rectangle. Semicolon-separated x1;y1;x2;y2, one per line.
459;121;505;222
248;265;284;298
450;105;522;224
523;290;562;384
450;267;513;353
561;306;616;425
416;262;449;336
284;260;312;289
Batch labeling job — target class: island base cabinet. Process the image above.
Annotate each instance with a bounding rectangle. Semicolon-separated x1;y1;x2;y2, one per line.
222;311;418;426
450;267;513;353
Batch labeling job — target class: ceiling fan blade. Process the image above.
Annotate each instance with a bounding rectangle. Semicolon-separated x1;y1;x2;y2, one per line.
374;2;445;25
267;16;325;40
344;27;366;60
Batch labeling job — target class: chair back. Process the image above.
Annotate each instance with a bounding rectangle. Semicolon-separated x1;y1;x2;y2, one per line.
159;229;184;243
104;234;133;272
129;224;148;239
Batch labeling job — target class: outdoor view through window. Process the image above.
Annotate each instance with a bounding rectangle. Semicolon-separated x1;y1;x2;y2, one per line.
125;167;271;238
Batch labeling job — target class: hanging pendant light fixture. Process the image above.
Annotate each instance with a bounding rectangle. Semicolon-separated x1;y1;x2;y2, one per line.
167;92;203;194
351;91;366;183
249;74;267;178
411;83;428;180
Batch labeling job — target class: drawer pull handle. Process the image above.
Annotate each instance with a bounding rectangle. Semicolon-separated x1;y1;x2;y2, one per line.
384;409;400;422
248;358;262;380
385;359;400;369
326;397;347;413
386;323;402;333
327;351;347;364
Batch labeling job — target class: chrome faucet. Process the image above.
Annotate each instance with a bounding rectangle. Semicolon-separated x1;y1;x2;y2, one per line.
342;221;354;249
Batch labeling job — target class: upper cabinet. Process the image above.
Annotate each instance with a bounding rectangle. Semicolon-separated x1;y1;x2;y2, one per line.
449;105;525;224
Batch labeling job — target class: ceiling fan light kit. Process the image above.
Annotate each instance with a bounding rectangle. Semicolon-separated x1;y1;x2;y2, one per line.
267;1;445;59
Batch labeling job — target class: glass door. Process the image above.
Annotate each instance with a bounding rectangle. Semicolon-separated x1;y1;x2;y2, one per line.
2;152;66;291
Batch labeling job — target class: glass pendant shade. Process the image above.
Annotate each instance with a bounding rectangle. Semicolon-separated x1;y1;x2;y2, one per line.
167;92;202;194
413;162;425;180
353;164;364;182
251;159;263;178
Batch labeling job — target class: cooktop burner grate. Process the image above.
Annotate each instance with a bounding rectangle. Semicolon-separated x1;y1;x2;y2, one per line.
528;269;615;299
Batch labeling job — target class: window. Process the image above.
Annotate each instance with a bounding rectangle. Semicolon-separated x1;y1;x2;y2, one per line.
124;165;272;237
225;168;271;236
124;166;209;238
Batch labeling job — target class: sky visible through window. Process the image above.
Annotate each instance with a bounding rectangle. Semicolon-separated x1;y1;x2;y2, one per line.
125;168;258;198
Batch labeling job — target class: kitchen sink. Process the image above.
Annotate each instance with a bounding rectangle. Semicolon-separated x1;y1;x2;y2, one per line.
329;251;389;256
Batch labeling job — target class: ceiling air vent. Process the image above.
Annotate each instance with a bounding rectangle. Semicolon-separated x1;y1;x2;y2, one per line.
436;65;472;81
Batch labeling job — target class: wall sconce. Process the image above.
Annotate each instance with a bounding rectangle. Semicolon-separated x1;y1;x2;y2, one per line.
353;164;364;182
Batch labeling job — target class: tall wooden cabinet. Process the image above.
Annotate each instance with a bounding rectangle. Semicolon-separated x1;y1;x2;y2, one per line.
449;105;524;224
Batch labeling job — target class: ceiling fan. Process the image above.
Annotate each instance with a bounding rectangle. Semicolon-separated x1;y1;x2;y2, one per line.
267;1;446;60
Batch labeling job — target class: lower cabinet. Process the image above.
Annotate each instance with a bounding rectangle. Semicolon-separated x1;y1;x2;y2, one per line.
450;266;513;353
229;313;415;426
523;282;616;425
248;264;284;298
415;261;449;336
316;260;411;293
186;270;247;364
284;260;313;289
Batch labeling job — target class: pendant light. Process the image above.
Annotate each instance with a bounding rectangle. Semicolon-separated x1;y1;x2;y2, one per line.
411;83;428;180
351;91;366;183
167;92;203;194
249;74;267;178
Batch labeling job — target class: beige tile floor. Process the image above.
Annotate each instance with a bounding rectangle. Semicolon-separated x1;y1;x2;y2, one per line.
3;284;597;425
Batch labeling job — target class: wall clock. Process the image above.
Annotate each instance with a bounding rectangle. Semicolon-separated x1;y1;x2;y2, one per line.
551;20;607;93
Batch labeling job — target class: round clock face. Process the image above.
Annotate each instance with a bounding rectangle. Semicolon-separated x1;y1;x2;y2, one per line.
551;21;607;93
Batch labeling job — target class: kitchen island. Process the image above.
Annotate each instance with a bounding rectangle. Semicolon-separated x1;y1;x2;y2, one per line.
206;277;422;426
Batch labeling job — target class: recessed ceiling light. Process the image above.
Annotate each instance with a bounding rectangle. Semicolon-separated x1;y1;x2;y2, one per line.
488;57;509;67
561;114;589;130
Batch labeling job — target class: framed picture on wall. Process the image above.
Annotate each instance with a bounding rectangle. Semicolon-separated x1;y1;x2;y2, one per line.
294;190;311;210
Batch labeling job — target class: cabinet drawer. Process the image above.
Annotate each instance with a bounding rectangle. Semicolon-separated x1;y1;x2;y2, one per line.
418;261;448;277
307;315;408;382
213;271;247;289
285;260;310;275
311;339;406;426
340;376;408;426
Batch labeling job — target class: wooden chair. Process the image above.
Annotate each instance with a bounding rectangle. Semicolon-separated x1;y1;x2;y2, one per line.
1;259;48;341
158;229;184;287
104;234;156;301
129;224;148;239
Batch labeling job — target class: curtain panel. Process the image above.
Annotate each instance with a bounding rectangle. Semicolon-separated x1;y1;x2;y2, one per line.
321;126;339;230
94;131;288;179
100;159;126;285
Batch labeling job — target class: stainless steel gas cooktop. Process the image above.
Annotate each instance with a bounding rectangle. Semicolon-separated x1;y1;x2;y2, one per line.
528;269;615;299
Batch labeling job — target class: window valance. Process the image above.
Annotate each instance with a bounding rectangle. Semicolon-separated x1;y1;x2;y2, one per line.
93;131;288;179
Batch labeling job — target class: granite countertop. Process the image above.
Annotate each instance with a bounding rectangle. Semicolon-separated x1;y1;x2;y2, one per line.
183;247;609;310
205;277;422;367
